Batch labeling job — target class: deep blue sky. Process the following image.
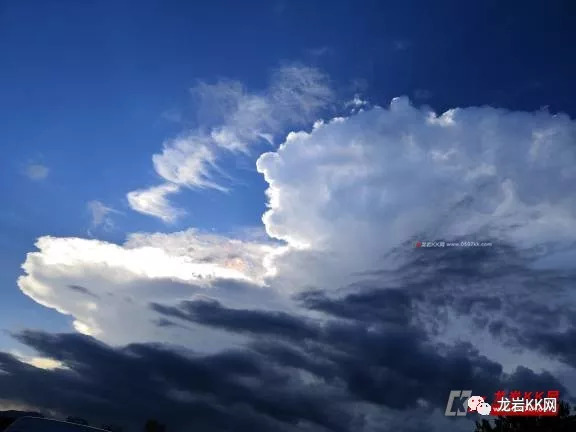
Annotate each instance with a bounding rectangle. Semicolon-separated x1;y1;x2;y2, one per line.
0;0;575;346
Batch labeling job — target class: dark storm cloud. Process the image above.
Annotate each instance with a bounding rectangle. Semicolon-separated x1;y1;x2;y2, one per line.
151;298;321;340
4;331;352;432
517;328;576;369
428;247;576;375
298;288;413;325
249;341;340;382
153;318;187;329
378;239;576;366
2;307;568;432
318;324;511;410
450;294;502;315
2;239;574;431
95;247;576;419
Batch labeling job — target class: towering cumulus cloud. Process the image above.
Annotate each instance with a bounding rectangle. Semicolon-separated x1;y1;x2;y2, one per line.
257;98;576;291
13;96;576;431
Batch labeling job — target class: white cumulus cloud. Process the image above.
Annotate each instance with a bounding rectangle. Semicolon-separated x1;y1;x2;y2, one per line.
257;97;576;290
17;231;283;349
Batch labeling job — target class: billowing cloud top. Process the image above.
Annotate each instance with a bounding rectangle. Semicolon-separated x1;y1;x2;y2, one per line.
257;97;576;290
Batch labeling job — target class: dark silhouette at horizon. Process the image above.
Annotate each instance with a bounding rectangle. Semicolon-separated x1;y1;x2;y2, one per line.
0;411;159;432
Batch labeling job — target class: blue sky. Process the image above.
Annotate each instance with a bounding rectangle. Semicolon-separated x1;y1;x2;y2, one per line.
1;1;576;430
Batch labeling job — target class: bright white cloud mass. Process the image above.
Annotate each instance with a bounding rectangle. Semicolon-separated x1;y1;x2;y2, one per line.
258;98;576;290
20;88;576;344
14;72;576;430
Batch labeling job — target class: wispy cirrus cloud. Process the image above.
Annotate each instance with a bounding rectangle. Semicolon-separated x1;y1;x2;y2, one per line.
127;65;334;223
87;200;119;232
126;183;184;223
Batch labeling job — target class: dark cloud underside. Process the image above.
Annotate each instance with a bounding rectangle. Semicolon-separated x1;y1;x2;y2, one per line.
2;238;573;432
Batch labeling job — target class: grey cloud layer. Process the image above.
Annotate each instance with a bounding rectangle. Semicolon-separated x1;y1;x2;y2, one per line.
3;247;571;431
